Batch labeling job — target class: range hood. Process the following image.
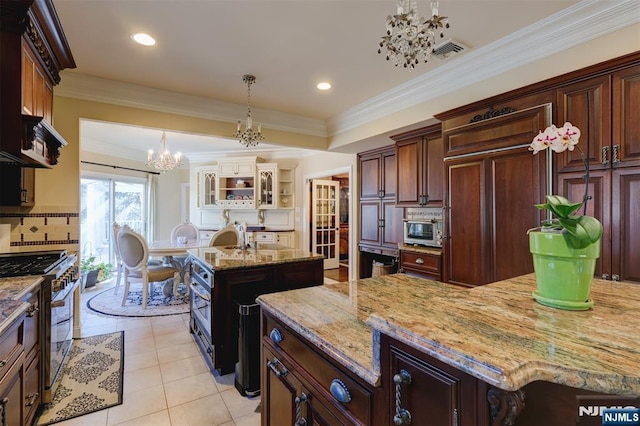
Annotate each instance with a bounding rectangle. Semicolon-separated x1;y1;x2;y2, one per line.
0;114;68;168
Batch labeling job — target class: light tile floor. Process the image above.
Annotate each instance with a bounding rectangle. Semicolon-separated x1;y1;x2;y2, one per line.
52;279;261;426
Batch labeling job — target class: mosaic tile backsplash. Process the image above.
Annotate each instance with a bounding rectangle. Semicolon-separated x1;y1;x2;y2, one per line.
0;205;79;253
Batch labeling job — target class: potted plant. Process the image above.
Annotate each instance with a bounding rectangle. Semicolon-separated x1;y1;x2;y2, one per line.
80;255;113;288
527;122;603;310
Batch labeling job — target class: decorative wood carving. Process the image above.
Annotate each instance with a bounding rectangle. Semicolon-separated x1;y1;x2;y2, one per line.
470;106;517;123
25;18;61;83
487;388;526;426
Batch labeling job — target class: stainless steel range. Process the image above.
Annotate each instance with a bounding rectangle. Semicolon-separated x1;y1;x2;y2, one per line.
0;250;79;403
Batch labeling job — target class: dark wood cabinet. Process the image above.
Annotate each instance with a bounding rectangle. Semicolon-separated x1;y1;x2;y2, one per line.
381;333;482;426
358;146;403;277
0;166;35;207
555;64;640;284
399;248;442;281
261;312;381;426
393;124;444;207
444;105;549;287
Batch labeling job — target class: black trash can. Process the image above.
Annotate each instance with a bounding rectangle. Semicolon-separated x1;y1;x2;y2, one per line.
234;298;261;397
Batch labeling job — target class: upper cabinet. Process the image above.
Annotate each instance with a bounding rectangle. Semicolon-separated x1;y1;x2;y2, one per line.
359;148;396;200
1;0;75;207
392;123;444;207
556;65;640;173
193;158;296;211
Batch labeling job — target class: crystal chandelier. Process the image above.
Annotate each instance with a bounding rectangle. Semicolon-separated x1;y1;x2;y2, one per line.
378;0;450;70
146;131;183;172
234;74;264;148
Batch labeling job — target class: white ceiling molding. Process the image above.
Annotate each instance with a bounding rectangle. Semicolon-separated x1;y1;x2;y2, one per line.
56;73;328;138
326;0;640;136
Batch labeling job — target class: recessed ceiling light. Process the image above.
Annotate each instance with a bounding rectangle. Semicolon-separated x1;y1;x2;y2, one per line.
131;33;156;46
317;82;332;91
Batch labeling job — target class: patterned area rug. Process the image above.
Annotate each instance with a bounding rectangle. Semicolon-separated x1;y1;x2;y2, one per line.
87;283;189;317
37;332;124;425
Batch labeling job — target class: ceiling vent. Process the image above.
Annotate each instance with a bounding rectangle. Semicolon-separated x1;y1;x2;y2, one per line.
432;39;468;60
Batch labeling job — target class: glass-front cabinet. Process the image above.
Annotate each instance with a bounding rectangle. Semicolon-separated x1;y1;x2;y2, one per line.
257;164;277;209
197;166;218;208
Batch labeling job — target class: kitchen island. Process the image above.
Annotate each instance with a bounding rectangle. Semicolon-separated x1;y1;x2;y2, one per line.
187;244;324;375
257;273;640;425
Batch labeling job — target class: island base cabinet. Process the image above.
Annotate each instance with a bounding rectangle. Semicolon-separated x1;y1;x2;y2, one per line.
262;345;349;426
261;312;382;425
381;334;485;426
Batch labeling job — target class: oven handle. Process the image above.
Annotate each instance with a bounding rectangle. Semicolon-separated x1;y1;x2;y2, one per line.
189;283;211;302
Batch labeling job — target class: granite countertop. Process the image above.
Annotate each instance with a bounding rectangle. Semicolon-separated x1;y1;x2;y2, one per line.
0;276;43;335
257;273;640;396
188;244;324;271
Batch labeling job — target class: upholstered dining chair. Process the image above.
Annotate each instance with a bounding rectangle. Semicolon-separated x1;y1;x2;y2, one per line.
112;222;160;296
117;226;180;309
170;221;199;244
208;223;240;246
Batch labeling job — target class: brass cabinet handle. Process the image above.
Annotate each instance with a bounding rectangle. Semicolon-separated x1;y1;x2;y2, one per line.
602;146;609;166
393;369;412;425
329;379;351;403
612;144;620;166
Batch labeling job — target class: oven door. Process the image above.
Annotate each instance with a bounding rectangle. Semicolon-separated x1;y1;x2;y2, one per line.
190;275;212;343
46;281;76;399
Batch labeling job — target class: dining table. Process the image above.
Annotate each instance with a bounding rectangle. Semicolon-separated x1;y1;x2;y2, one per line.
148;239;208;299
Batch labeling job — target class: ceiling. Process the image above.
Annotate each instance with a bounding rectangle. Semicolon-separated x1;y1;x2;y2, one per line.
52;0;638;162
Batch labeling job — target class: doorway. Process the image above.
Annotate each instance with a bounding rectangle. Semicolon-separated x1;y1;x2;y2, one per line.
305;168;351;282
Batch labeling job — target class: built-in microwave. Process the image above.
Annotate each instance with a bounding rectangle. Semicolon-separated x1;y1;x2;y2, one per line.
403;208;443;247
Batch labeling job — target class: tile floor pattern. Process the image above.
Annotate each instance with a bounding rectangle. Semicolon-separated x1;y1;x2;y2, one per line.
49;279;260;426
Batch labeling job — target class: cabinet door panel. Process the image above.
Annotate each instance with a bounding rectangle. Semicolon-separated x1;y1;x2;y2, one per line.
556;75;611;172
382;150;397;199
359;201;381;246
612;65;640;168
389;347;459;426
262;345;299;425
446;160;488;286
396;138;422;205
557;170;610;280
612;167;640;283
22;44;35;115
426;137;444;206
490;149;546;281
382;200;403;248
359;155;381;199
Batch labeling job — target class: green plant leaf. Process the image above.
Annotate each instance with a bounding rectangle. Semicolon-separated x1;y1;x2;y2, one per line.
558;216;603;249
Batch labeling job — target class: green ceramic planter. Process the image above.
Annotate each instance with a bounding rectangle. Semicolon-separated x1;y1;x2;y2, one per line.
529;231;600;310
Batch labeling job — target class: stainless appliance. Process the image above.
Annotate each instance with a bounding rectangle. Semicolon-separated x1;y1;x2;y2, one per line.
0;250;79;403
189;257;214;365
403;208;444;247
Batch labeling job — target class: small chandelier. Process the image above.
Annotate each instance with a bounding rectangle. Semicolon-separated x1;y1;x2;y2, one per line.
234;74;264;148
146;131;183;172
378;0;450;70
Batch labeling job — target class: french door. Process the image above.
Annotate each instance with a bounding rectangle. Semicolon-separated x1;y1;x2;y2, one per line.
80;175;149;266
311;179;340;269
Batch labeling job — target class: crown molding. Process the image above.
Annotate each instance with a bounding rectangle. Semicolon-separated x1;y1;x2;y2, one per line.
326;0;640;135
56;73;328;138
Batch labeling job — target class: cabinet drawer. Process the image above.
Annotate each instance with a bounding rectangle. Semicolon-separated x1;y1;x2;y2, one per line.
0;315;24;380
264;314;373;424
254;232;275;243
400;251;441;274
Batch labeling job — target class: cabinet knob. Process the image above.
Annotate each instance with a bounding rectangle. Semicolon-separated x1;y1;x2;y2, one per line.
393;370;412;425
612;274;620;281
415;258;424;265
329;379;352;403
601;274;610;280
269;328;283;343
